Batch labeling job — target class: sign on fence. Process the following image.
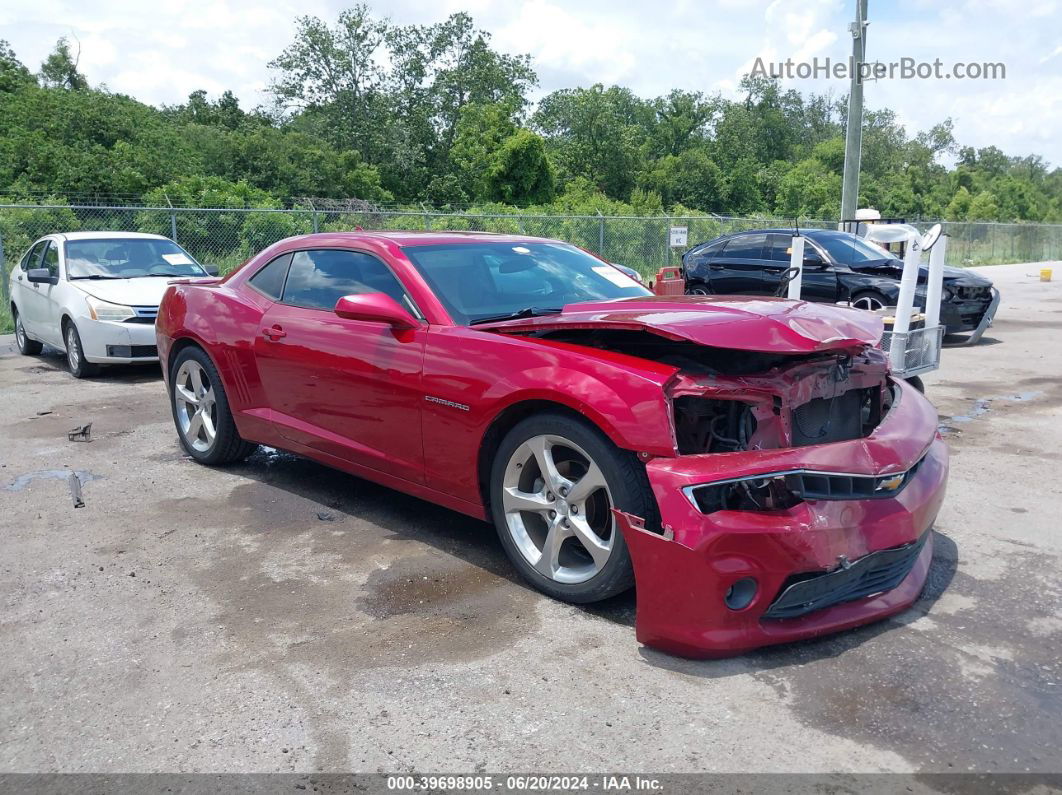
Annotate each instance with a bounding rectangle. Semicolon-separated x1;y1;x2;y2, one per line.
669;226;688;247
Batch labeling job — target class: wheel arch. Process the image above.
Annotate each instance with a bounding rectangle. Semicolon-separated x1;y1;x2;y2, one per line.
476;399;615;514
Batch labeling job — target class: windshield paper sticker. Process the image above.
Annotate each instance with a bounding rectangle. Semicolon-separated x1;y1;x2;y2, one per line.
593;265;639;287
162;253;194;266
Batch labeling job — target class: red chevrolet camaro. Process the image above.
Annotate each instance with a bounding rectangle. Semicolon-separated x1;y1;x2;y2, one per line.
156;232;948;658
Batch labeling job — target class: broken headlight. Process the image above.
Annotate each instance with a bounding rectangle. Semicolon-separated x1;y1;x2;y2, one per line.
684;473;803;514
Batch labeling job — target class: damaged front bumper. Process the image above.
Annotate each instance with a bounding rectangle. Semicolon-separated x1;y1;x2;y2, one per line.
616;378;947;658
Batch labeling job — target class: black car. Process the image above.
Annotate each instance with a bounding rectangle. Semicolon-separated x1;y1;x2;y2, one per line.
682;228;997;334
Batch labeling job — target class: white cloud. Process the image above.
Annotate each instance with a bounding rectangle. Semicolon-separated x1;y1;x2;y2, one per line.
0;0;1058;163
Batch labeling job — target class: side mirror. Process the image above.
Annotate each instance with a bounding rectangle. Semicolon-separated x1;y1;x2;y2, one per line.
334;293;418;330
203;264;220;276
26;268;55;284
803;254;826;269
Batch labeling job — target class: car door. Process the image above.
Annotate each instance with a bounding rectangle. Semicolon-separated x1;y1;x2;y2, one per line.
762;234;839;302
704;233;768;295
252;248;427;483
19;240;60;343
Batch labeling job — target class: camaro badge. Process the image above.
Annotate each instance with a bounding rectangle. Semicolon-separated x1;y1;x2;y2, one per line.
424;395;470;412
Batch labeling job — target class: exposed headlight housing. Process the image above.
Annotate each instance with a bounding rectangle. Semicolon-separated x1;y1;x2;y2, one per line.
85;295;136;322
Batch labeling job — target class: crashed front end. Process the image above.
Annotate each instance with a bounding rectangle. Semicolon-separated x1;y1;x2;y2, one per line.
622;362;945;658
484;297;948;657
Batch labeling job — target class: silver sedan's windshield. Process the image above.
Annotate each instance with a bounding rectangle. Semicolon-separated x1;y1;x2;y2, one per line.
402;242;651;325
66;238;207;279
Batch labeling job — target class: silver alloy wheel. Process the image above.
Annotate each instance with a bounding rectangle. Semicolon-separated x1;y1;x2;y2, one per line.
852;294;886;311
501;434;615;584
15;315;26;348
688;286;709;296
66;325;80;370
173;359;218;453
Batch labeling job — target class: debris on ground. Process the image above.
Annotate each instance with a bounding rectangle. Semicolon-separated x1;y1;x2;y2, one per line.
68;472;85;508
67;423;93;443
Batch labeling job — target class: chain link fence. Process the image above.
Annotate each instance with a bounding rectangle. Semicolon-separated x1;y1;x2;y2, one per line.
2;201;1060;332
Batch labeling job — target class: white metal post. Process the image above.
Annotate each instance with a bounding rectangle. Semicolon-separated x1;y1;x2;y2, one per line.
787;235;805;299
924;234;947;331
890;236;922;370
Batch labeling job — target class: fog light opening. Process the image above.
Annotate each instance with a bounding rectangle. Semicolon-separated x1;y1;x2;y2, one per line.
724;577;758;611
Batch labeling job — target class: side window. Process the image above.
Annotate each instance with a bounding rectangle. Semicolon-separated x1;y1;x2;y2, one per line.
282;249;413;313
721;234;767;260
686;239;725;265
248;253;292;300
21;241;46;271
42;242;60;277
767;234;794;262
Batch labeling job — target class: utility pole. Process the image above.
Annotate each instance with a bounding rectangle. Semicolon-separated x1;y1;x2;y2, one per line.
840;0;868;224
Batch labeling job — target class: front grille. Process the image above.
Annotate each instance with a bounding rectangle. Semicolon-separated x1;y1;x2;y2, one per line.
790;456;924;501
106;344;158;358
955;285;990;301
762;532;928;620
124;306;158;324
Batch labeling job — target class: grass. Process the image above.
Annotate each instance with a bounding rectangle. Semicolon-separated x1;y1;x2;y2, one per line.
0;293;11;334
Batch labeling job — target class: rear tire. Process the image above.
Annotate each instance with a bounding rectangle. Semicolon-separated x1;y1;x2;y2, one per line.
169;346;257;465
489;412;655;604
850;290;890;312
13;307;43;355
64;321;100;378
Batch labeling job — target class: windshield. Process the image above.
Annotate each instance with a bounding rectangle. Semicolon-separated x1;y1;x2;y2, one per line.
815;233;894;265
66;238;207;279
402;242;651;325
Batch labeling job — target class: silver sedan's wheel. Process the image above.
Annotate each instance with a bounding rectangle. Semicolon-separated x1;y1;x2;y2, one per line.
173;359;218;453
852;293;886;311
66;325;80;370
501;434;615;585
15;315;26;348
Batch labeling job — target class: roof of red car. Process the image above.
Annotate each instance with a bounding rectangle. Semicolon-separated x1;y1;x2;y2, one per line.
289;230;552;247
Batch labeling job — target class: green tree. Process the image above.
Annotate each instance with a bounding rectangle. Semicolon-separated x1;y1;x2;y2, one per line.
966;190;1001;221
39;37;88;90
0;40;34;94
486;129;555;205
533;85;650;199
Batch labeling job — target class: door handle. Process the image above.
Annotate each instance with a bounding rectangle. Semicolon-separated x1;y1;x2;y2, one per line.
709;263;724;270
262;325;287;340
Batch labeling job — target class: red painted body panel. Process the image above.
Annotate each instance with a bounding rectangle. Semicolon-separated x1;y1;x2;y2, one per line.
621;380;947;658
477;294;884;353
156;232;950;657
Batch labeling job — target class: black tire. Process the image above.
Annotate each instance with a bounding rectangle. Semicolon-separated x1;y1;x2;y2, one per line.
489;412;656;604
63;320;101;378
13;307;43;355
686;282;711;296
849;290;891;312
905;375;925;393
168;345;257;465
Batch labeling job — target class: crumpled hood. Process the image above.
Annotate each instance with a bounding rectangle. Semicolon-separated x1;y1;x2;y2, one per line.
477;295;883;354
70;277;175;307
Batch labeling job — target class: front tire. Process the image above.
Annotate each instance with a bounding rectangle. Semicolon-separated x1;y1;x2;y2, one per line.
13;307;43;355
686;282;710;296
64;321;100;378
169;346;257;465
489;413;655;603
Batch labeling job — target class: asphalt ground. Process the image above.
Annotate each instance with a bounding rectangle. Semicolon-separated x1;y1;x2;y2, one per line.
1;261;1059;777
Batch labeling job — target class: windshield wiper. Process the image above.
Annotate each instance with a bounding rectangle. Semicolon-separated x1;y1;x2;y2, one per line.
70;275;126;280
469;307;563;325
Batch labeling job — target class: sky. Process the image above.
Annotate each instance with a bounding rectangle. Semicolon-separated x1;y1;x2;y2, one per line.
2;0;1060;165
